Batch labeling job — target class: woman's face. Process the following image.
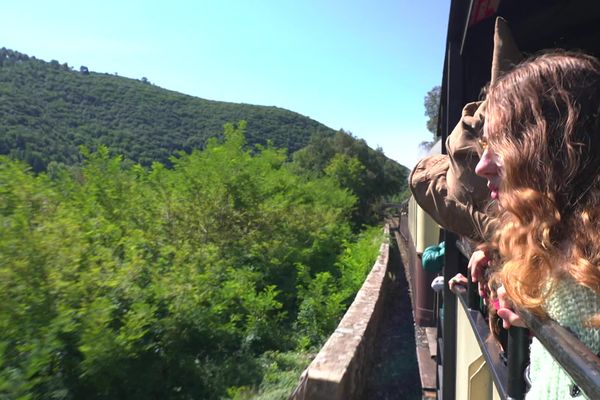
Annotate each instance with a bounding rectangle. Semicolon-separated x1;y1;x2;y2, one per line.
475;136;504;200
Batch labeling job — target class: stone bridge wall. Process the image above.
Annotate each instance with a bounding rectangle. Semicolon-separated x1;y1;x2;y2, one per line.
289;225;393;400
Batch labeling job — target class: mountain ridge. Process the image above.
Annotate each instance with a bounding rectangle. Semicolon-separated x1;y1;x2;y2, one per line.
0;47;343;171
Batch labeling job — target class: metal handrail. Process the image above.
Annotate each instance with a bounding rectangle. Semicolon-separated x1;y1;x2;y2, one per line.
453;239;600;400
518;308;600;399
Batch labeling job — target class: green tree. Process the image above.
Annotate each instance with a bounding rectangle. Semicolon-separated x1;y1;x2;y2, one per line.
324;154;366;197
424;85;441;135
421;85;441;151
292;130;409;227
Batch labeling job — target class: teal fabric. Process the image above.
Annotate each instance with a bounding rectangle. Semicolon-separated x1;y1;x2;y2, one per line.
422;241;445;272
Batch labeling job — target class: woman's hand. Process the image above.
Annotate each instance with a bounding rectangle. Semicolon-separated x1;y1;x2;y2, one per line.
448;273;468;292
468;249;490;297
496;285;526;329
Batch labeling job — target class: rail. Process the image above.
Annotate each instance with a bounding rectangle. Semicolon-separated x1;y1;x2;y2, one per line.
446;236;600;399
518;308;600;398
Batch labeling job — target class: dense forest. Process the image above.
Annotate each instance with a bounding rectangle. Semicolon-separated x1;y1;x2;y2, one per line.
292;130;409;226
1;127;386;399
0;48;410;399
0;48;337;171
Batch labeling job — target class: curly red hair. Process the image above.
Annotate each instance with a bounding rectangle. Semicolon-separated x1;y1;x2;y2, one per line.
485;52;600;322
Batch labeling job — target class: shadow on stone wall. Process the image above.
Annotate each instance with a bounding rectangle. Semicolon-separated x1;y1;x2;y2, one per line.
289;224;420;400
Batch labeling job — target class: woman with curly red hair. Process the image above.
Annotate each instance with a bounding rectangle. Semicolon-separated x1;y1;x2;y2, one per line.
476;51;600;399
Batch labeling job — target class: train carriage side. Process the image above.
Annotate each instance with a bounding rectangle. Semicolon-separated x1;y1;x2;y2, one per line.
405;1;600;399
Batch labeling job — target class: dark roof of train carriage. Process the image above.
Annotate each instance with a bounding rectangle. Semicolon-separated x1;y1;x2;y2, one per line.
437;0;600;137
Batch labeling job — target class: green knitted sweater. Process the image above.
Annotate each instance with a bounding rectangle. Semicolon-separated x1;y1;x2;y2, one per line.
527;279;600;399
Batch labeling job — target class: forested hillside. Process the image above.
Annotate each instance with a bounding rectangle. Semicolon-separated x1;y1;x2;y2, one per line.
0;47;410;399
0;47;410;223
0;48;336;171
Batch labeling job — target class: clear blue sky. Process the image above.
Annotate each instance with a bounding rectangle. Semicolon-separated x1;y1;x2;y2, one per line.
2;0;450;168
